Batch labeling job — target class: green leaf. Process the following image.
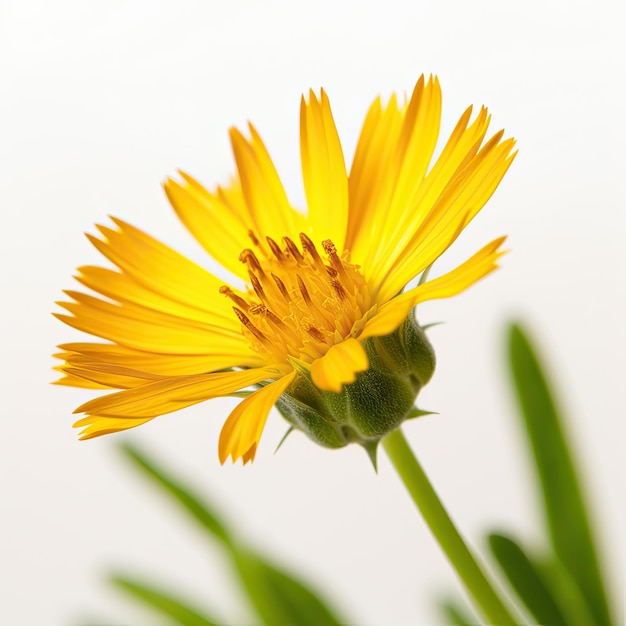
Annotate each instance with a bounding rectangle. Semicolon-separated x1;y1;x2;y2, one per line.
234;550;343;626
119;443;346;626
539;555;599;626
111;574;219;626
507;323;613;626
437;598;476;625
120;443;234;547
488;532;568;626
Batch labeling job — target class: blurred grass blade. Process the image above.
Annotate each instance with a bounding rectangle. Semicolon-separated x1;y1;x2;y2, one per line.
234;551;343;626
507;324;613;625
540;555;600;626
119;443;345;626
437;598;476;625
111;574;219;626
488;532;568;626
121;443;234;547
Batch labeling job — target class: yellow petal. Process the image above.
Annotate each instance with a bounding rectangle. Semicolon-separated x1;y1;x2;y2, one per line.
55;291;254;356
364;102;488;285
310;338;368;393
88;218;238;323
368;77;441;265
76;265;240;330
219;370;296;464
371;118;516;301
74;415;154;440
348;76;442;275
56;342;264;377
163;175;251;280
229;123;306;244
388;140;516;288
53;370;112;389
300;89;349;249
59;363;162;389
358;301;416;341
74;367;278;419
361;237;507;340
346;93;405;259
406;236;508;302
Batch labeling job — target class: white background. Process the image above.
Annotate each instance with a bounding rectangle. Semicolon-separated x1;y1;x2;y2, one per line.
1;0;624;624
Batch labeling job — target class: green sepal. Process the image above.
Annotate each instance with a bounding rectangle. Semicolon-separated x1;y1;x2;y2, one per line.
274;427;295;454
275;313;436;453
405;407;437;420
227;391;255;398
362;440;379;471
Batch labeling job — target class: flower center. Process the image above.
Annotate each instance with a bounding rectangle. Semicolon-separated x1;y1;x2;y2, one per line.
221;232;372;365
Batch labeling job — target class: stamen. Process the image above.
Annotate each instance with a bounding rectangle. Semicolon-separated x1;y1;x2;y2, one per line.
266;237;284;260
300;233;324;267
249;273;266;301
264;308;301;353
219;286;250;310
239;249;264;275
271;274;291;302
230;228;370;367
297;274;335;328
322;239;349;280
306;326;326;342
265;309;287;328
248;229;260;246
297;275;311;303
233;307;270;345
325;267;346;299
322;239;338;258
283;237;304;263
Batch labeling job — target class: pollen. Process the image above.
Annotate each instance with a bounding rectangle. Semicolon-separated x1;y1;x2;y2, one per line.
222;233;372;364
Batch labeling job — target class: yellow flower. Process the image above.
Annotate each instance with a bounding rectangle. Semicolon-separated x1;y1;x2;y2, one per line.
54;75;516;464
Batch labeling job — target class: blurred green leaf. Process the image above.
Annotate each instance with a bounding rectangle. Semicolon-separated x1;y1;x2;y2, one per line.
507;323;613;626
119;443;345;626
121;443;234;548
111;574;219;626
234;550;343;626
539;555;599;626
488;532;568;626
437;598;476;625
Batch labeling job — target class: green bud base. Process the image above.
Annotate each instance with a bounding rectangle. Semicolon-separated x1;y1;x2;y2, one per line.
276;313;436;463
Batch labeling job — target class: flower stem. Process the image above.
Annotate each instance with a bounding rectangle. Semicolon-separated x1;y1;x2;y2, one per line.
382;428;518;625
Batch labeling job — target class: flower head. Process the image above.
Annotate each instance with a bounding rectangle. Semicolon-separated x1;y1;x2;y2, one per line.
55;75;516;463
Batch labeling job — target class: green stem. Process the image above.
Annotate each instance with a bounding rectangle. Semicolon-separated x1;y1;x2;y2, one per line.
382;428;518;625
